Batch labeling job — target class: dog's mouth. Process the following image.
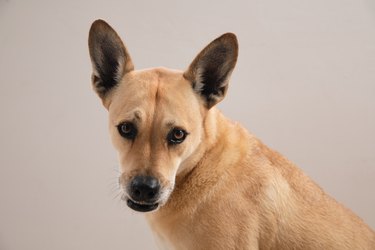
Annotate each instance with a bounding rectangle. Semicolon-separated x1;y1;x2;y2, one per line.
126;199;159;212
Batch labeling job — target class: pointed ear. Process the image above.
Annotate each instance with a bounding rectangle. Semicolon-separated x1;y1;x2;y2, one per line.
88;19;134;99
184;33;238;109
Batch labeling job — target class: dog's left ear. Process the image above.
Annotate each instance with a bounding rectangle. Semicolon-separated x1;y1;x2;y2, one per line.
184;33;238;109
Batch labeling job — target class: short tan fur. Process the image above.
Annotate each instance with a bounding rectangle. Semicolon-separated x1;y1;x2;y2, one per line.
88;19;375;249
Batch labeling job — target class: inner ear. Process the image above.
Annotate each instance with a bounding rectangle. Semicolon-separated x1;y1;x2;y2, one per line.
184;33;238;109
88;19;134;99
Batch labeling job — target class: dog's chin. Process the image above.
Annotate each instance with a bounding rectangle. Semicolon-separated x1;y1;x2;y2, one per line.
126;199;159;212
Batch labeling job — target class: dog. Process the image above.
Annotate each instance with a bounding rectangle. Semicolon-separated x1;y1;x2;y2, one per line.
88;19;375;249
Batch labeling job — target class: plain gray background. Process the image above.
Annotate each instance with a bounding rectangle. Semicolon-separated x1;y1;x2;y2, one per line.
0;0;374;249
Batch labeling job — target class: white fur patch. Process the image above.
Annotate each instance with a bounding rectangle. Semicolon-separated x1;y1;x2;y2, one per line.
193;67;204;92
264;174;293;218
114;57;124;83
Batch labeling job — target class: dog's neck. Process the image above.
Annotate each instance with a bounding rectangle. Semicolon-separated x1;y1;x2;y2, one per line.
175;107;224;183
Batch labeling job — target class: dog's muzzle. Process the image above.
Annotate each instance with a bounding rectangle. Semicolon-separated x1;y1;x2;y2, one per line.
124;175;160;212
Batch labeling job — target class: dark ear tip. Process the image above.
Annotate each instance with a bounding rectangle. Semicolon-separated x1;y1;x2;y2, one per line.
213;33;239;59
88;19;119;52
92;19;107;25
89;19;111;34
217;33;238;47
221;32;237;40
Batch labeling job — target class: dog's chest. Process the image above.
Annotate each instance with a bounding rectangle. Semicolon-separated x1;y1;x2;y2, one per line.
147;212;191;250
153;234;175;250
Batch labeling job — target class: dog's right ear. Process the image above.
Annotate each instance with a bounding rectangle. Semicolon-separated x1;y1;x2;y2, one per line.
88;19;134;102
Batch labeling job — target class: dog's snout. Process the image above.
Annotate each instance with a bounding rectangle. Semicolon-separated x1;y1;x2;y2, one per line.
129;176;160;202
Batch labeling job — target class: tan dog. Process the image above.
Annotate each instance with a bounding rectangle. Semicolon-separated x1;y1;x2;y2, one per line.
88;19;375;249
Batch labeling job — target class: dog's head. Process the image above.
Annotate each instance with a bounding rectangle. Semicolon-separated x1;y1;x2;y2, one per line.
88;20;238;212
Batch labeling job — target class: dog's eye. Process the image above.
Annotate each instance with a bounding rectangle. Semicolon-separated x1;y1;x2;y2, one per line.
167;128;188;145
117;122;137;140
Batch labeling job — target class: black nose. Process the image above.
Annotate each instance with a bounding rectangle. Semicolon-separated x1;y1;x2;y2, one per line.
129;176;160;202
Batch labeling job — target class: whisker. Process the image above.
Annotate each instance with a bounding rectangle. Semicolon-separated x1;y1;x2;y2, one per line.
104;165;125;206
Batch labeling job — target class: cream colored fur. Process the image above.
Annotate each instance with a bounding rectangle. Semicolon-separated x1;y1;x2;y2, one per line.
88;20;375;249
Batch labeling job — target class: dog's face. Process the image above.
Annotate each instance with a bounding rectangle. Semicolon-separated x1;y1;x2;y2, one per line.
108;69;205;212
88;20;238;212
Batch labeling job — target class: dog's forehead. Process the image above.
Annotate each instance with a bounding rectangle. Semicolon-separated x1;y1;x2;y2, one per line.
108;67;197;124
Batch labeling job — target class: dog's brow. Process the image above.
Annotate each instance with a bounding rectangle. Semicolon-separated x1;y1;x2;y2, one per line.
117;110;143;125
134;110;142;121
165;120;176;128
